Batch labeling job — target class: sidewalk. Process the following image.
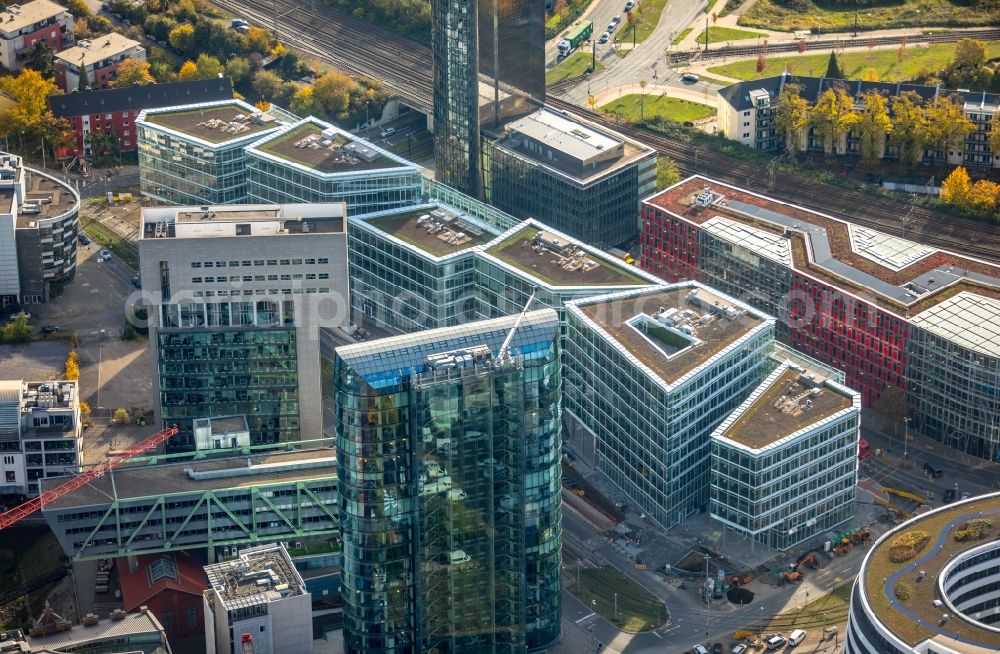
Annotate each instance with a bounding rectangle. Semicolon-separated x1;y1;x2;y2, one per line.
592;82;717;107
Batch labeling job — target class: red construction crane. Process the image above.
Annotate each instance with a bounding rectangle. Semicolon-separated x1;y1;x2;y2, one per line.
241;633;256;654
0;425;179;531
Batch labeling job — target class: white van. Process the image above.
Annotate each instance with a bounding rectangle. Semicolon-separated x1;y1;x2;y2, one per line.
449;550;471;564
789;629;806;646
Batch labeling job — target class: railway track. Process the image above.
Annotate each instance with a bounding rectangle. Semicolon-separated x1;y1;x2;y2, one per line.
547;97;1000;263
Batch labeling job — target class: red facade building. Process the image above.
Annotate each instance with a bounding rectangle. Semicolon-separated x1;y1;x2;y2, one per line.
0;0;74;72
48;78;234;158
117;551;207;643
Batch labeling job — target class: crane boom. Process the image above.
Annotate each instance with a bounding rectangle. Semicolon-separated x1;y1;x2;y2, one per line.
0;425;179;531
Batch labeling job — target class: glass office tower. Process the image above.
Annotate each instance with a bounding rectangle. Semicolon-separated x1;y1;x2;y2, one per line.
432;0;545;197
335;310;562;653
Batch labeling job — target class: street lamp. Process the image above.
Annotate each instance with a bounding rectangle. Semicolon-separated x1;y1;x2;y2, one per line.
759;605;764;638
614;592;618;622
903;416;910;460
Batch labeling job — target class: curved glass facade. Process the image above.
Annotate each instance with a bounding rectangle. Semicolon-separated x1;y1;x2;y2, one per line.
335;312;562;653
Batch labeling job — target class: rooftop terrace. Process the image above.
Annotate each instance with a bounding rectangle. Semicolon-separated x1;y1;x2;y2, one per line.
861;493;1000;651
205;544;305;609
40;448;337;510
252;121;400;173
573;285;765;386
487;225;650;287
646;177;1000;321
366;207;497;258
143;103;281;144
721;368;854;449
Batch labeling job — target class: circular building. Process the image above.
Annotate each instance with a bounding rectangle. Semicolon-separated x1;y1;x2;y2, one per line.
846;492;1000;654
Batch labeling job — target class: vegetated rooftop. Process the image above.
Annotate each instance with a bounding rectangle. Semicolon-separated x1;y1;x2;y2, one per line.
576;285;763;385
863;494;1000;649
487;226;649;287
255;122;398;173
722;368;853;449
367;207;496;258
144;103;280;143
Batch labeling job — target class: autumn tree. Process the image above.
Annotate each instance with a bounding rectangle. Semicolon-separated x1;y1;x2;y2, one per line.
111;58;154;87
854;90;892;165
755;50;766;75
888;91;928;166
177;60;199;81
989;112;1000;158
940;166;971;208
862;68;879;82
290;85;317;116
825;51;842;79
953;38;987;68
966;180;999;214
809;86;857;154
244;26;273;55
168;24;195;52
924;94;974;155
195;53;224;79
773;84;810;154
312;70;354;117
0;68;60;137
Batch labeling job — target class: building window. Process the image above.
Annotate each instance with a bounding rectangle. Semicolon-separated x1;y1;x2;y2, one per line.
236;224;251;236
2;456;13;465
163;612;173;631
4;471;14;483
186;607;197;627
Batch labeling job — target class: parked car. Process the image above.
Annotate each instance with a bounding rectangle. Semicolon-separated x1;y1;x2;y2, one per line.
132;275;142;289
789;629;807;647
712;644;724;654
923;462;943;478
624;0;636;9
731;645;748;654
8;311;30;322
98;250;111;262
598;31;610;43
961;491;971;500
682;73;700;83
380;127;396;138
766;635;787;651
943;488;956;502
692;645;709;654
612;14;622;24
78;233;91;245
41;325;60;335
607;21;617;32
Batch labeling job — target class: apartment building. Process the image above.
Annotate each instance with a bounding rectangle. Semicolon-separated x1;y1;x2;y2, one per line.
641;176;1000;460
718;74;1000;168
483;107;657;248
137;100;288;205
0;0;74;73
138;202;349;450
334;310;563;652
49;78;235;159
244;116;422;214
54;32;145;91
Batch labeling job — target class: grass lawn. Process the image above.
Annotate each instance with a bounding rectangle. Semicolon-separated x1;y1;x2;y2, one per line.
82;217;139;269
546;51;604;84
671;27;692;45
707;41;1000;82
602;94;716;123
697;25;767;44
615;0;668;45
569;566;667;632
739;0;997;31
766;581;854;632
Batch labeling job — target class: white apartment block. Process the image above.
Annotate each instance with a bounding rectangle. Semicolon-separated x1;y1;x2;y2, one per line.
0;0;74;73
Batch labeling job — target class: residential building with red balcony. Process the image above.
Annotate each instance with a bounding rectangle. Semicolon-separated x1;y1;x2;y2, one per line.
54;32;145;91
48;77;235;158
641;176;1000;461
0;0;74;72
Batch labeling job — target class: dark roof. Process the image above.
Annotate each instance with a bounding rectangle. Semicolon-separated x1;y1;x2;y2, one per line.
719;73;1000;111
48;78;234;118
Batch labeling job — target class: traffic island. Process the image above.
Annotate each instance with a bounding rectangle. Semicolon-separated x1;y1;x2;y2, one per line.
568;565;668;633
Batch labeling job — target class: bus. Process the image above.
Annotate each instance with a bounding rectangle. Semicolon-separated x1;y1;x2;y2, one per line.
558;21;594;58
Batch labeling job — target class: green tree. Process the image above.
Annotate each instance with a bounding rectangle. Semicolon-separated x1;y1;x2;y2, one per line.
289;85;317;116
940;166;971;208
111;58;154;86
854;90;892;165
224;57;252;85
78;65;89;92
113;407;130;426
168;24;195;52
1;316;31;344
655;157;681;191
24;40;54;79
195;53;224;79
874;385;907;435
952;38;987;68
251;69;284;100
989;112;1000;159
773;84;810;154
888;91;928;166
809;86;856;154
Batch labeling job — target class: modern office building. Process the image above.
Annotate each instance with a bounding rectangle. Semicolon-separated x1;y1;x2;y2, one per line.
845;492;1000;654
137;100;287;205
204;543;311;654
709;362;860;551
49;78;234;159
53;32;145;91
483;107;657;248
0;379;82;498
41;448;339;560
138;202;349;449
335;309;563;652
563;283;776;530
431;0;545;197
641;176;1000;460
244;116;421;213
5;606;173;654
0;152;81;305
0;0;74;73
717;73;1000;168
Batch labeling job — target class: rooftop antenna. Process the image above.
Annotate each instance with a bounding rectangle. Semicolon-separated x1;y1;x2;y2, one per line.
497;291;536;365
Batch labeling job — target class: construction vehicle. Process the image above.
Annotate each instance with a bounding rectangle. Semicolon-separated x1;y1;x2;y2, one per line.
782;570;802;583
798;552;821;570
0;425;179;531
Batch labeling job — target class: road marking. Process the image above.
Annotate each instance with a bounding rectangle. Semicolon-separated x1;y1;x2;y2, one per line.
652;630;662;638
575;612;596;624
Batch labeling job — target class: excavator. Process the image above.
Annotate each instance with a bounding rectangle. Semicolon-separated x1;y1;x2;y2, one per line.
781;551;823;583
